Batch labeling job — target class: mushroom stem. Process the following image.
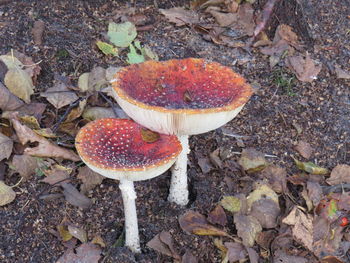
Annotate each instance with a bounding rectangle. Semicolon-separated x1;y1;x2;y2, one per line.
168;135;190;206
118;179;140;253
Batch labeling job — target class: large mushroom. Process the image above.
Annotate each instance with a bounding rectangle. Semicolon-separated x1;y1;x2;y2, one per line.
111;58;253;206
75;118;182;252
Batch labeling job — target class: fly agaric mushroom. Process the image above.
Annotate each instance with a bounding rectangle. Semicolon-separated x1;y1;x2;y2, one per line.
75;118;182;252
111;58;253;206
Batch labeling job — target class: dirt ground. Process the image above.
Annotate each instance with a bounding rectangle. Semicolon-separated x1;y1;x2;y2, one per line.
0;0;349;262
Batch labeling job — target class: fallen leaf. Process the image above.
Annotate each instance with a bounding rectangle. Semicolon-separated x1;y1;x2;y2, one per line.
238;148;268;173
334;65;350;79
224;242;247;262
273;249;308;263
306;181;322;207
11;116;80;161
293;158;328;175
77;166;104;194
2;102;46;120
82;107;116;121
282;207;313;251
179;210;231;238
107;21;137;48
68;225;87;243
0;180;16;206
64;99;87;123
207;205;227;226
247;184;279;211
77;73;90;92
141;128;160;143
295;140;313;159
260;165;287;193
87;66;108;92
91;235;106;247
197;157;212;173
0;132;13;161
62;182;92;209
207;8;237;27
220;196;241;213
326;164;350;185
105;66;122;82
41;78;78;109
42;165;71;185
0;55;34;103
9;50;41;84
147;231;181;260
209;148;223;168
286;53;322;82
255;230;276;249
18;115;40;129
57;225;73;242
127;43;145;64
32;20;45;45
181;250;198;263
11;154;38;179
56;242;101;263
160;7;199;26
96;40;118;56
321;256;345;263
234;214;262;247
276;24;302;49
236;3;255;36
0;81;24;111
250;198;280;228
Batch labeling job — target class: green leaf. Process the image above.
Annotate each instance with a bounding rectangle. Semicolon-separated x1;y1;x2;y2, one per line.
220;196;241;213
127;43;145;64
107;22;137;48
293;158;329;175
327;199;338;218
96;41;118;56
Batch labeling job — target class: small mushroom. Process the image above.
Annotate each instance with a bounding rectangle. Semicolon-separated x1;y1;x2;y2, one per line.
75;118;182;252
112;58;253;205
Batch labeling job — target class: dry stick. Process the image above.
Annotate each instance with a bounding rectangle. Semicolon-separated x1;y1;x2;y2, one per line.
322;183;350;194
98;91;120;118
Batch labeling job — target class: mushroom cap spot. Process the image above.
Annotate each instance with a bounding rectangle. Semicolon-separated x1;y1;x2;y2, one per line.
112;58;253;114
75;118;182;172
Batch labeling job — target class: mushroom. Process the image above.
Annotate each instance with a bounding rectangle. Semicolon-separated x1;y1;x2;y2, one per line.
111;58;253;205
75;118;182;252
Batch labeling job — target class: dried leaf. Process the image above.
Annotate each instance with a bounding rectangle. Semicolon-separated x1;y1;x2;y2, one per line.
236;3;255;36
306;181;323;207
78;73;89;92
88;66;108;92
160;7;199;26
68;225;87;243
62;182;92;209
56;242;101;263
181;250;198;263
0;180;16;206
250;198;280;228
286;53;322;82
234;214;262;247
57;225;73;242
0;132;13;161
293;158;328;175
65;99;86;123
147;231;180;260
77;166;104;194
179;210;231;238
91;235;106;248
41;79;78;109
295;140;313;159
127;43;145;64
260;165;287;193
238;148;268;173
224;242;247;262
42;165;71;185
96;40;118;56
82;107;116;121
141;128;160;143
334;65;350;79
107;21;137;48
207;205;227;226
220;196;241;213
0;81;24;111
197;157;213;173
209;148;223;168
32;20;45;45
273;249;308;263
9;50;41;84
11;154;38;179
207;9;237;27
247;184;279;211
0;55;34;103
2;102;46;120
326;164;350;185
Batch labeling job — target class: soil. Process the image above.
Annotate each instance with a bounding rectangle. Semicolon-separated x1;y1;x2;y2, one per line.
0;0;349;262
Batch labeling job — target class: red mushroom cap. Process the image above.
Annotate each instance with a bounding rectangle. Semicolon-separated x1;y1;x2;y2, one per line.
112;58;252;114
75;119;182;179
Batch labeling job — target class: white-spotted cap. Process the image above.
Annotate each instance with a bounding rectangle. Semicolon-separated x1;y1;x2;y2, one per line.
75;118;182;181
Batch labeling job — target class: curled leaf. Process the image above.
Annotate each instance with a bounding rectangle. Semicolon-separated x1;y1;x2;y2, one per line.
96;41;118;56
293;158;328;175
220;196;241;213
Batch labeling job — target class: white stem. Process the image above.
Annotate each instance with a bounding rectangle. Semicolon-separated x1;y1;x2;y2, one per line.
168;135;190;206
119;179;140;253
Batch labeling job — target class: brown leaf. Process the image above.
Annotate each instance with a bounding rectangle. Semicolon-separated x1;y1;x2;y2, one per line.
260;165;287;193
334;65;350;79
326;164;350;185
64;99;87;123
41;78;78;109
234;214;262;247
77;166;104;194
0;180;16;206
11;116;80;161
220;196;241;213
82;107;116;121
62;183;92;209
236;3;255;36
0;132;13;161
277;24;302;49
32;20;45;46
179;210;231;238
207;8;237;27
306;181;323;207
56;243;101;263
141;128;160;143
286;53;322;82
57;225;73;242
255;230;276;249
273;249;308;263
247;184;279;211
2;102;47;121
147;231;180;260
224;242;247;262
11;154;38;179
160;7;199;26
42;165;71;185
197;157;213;174
295;140;313;159
181;250;198;263
0;81;24;111
91;235;106;248
207;205;227;226
88;66;108;92
238;148;268;173
68;225;87;243
209;148;223;168
250;198;280;228
10;50;41;84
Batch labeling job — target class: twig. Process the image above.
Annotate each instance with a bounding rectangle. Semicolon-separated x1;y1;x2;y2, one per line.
230;151;278;158
52;97;85;132
98;91;119;118
322;183;350;194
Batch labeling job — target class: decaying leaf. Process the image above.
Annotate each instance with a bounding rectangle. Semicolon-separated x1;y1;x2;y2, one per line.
78;67;109;92
220;196;241;213
334;65;350;79
0;82;24;111
160;7;199;26
247;184;279;211
207;205;228;226
0;180;16;206
234;214;262;247
224;242;247;262
238;148;268;173
250;198;280;228
326;164;350;185
91;235;106;248
82;107;116;121
107;21;137;48
141;128;160;143
56;242;101;263
260;165;287;193
207;8;237;27
273;249;308;263
57;225;73;242
179;210;231;238
295;140;313;159
9;50;41;84
32;20;45;46
11;116;80;161
41;165;71;185
293;158;328;175
68;225;88;243
147;231;181;260
64;99;87;123
11;154;39;179
286;53;322;82
61;182;92;209
96;40;118;56
181;250;198;263
77;166;104;194
0;132;13;161
306;181;323;207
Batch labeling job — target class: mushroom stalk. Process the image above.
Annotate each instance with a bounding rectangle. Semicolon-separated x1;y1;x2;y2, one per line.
119;179;140;253
168;135;190;206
